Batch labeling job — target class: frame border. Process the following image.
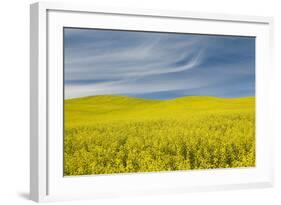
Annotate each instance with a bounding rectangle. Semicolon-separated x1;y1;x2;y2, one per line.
30;1;274;202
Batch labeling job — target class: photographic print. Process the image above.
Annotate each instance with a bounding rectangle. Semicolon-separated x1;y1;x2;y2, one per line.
63;28;255;176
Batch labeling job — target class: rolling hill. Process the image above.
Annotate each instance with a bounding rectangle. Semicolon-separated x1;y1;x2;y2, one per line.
64;95;255;126
64;95;255;176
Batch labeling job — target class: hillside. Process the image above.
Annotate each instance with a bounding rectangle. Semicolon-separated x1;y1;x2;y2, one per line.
64;95;255;127
64;95;255;176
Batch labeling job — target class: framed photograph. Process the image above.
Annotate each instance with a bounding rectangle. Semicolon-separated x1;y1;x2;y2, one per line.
30;2;274;202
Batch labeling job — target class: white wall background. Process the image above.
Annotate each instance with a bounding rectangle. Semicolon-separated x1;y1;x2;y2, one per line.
0;0;280;204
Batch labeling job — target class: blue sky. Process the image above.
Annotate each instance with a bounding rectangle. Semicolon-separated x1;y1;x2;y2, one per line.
64;28;255;99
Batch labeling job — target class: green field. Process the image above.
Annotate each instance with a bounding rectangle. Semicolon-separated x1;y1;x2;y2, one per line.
64;95;255;176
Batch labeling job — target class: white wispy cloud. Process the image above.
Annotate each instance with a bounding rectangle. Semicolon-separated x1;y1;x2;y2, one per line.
64;28;255;99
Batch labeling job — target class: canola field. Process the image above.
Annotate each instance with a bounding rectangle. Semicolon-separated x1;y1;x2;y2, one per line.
64;95;255;176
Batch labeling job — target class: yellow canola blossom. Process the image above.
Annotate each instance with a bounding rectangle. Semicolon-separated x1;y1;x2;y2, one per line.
64;95;255;176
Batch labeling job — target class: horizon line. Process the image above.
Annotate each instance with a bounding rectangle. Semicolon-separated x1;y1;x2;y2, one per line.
64;94;255;101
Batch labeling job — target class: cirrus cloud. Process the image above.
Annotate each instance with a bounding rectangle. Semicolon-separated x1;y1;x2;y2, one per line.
64;28;255;99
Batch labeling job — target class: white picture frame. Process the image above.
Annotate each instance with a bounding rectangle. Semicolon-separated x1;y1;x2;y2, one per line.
30;1;274;202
